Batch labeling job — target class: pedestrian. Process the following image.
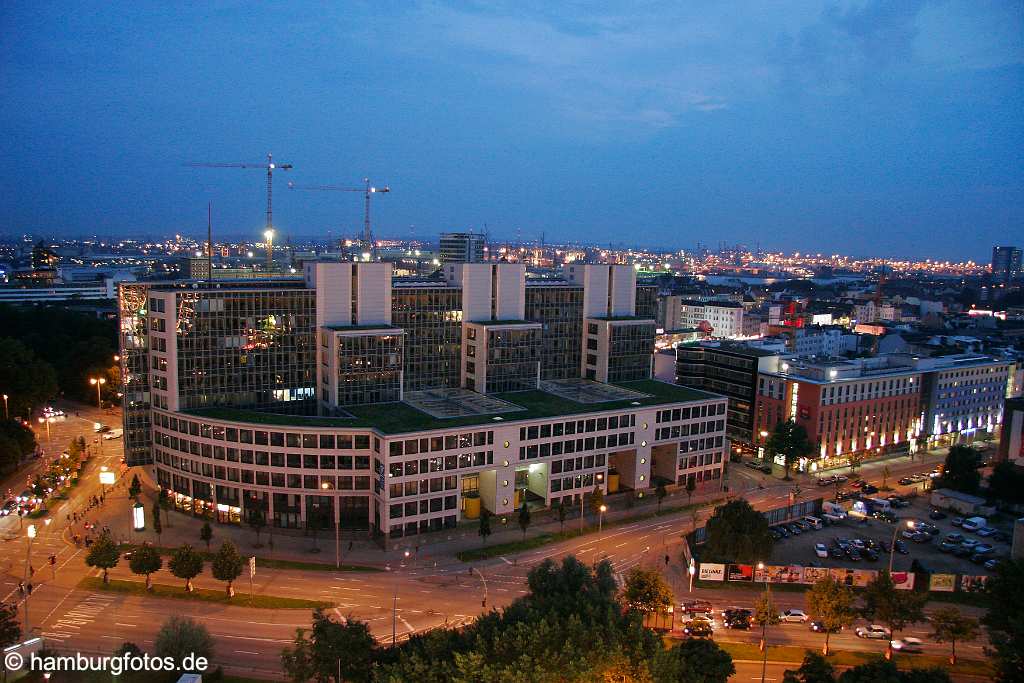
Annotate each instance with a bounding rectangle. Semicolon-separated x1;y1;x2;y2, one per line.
17;582;23;595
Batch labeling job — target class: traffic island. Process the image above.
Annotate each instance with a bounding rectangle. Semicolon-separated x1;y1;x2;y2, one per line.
77;576;333;609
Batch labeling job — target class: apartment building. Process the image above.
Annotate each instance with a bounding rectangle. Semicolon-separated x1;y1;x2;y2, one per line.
659;296;745;338
120;263;727;541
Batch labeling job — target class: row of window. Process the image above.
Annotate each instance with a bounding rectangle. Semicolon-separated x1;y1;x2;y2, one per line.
678;436;724;453
550;452;607;474
154;412;373;450
655;419;725;441
153;431;372;469
388;431;495;456
390;495;458;519
656;403;725;424
518;414;637;441
155;451;372;490
519;433;635;460
387;476;459;498
387;452;494;479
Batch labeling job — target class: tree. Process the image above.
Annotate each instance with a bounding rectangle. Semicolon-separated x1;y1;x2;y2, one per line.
199;521;213;550
0;602;20;648
881;465;891;490
754;590;781;651
85;530;119;584
847;450;864;476
281;609;375;683
154;615;214;670
806;576;856;655
0;338;58;419
516;502;531;540
766;419;813;480
835;659;952;683
982;557;1024;682
477;509;491;545
783;652;836;683
151;501;162;541
929;605;979;665
621;567;673;612
169;544;204;592
656;482;667;512
701;499;773;564
211;540;244;597
128;474;141;500
987;461;1024;504
128;544;163;590
685;476;696;505
652;638;735;683
938;445;981;494
861;571;928;658
589;486;604;517
555;500;567;533
248;509;267;547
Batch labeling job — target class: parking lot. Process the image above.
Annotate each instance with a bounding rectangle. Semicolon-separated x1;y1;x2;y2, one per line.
770;484;1012;576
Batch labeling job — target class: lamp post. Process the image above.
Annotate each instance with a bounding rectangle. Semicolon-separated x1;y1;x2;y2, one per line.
889;520;915;574
2;394;7;419
688;558;696;593
89;377;106;409
757;561;770;683
596;504;607;559
37;416;54;444
322;482;340;569
24;523;36;636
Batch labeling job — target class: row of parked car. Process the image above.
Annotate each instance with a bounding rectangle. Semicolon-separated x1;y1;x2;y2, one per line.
769;515;826;541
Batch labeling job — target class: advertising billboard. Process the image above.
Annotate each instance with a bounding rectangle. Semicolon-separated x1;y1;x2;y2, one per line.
698;563;725;582
929;574;956;592
727;564;754;582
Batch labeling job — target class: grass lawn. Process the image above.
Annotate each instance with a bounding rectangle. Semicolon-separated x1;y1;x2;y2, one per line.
78;576;332;609
715;641;991;677
119;543;380;573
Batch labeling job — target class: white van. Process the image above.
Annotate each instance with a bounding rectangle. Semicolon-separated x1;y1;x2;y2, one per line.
803;515;823;530
102;428;123;441
961;516;986;533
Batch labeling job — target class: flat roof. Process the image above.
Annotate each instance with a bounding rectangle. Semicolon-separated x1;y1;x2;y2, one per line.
188;379;721;435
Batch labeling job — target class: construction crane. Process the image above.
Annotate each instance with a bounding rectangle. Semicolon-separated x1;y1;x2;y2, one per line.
187;153;293;269
288;179;389;258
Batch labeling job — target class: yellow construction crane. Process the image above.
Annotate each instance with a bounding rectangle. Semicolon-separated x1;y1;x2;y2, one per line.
288;179;390;258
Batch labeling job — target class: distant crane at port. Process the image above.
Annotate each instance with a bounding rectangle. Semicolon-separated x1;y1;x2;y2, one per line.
187;153;293;269
288;179;390;258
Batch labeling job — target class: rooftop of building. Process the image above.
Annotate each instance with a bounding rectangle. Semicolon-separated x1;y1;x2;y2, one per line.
683;340;783;357
187;379;720;435
588;315;656;322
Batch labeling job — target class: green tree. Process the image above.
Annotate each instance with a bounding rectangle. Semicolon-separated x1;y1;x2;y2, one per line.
555;500;567;533
938;445;981;494
766;419;813;480
754;589;781;652
861;571;928;658
0;338;58;418
589;486;605;517
199;520;213;550
685;476;696;505
211;540;244;597
835;659;952;683
478;509;491;545
128;474;141;500
987;461;1024;504
281;609;375;683
517;503;531;540
783;652;836;683
85;530;119;584
881;465;891;490
151;501;162;541
621;567;673;612
807;576;856;655
701;499;773;564
169;544;204;592
982;557;1024;682
656;482;667;512
0;602;20;648
128;544;163;590
154;615;214;671
847;450;864;476
929;605;979;665
652;638;735;683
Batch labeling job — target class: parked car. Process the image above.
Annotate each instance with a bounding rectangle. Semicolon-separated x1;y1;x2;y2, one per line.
810;621;840;633
938;540;958;553
873;510;897;523
102;428;123;440
861;484;879;494
891;637;923;653
779;609;809;623
928;509;947;520
976;527;997;538
829;547;845;559
855;625;892;640
863;548;879;562
960;538;980;550
984;558;1001;571
846;548;862;562
898;477;915;486
817;476;835;486
952;546;973;558
951;517;964;527
973;543;995;555
814;543;828;559
894;540;909;554
835;475;848;483
786;523;802;535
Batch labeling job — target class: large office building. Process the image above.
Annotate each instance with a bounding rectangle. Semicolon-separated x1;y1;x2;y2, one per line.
752;353;1011;472
119;263;727;541
992;246;1022;285
659;297;745;339
439;232;486;264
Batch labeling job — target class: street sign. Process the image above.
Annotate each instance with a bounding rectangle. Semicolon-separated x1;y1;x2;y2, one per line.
249;556;256;578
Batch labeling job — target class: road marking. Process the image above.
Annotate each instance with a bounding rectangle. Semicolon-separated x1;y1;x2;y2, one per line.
115;623;137;627
235;650;261;655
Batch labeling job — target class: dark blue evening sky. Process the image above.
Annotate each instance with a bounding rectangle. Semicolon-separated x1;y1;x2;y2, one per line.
2;1;1022;260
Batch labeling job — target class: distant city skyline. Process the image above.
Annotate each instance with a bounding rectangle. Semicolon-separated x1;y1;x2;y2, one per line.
2;2;1021;263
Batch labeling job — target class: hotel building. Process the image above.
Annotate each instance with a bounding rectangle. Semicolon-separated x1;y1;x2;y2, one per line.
119;263;727;540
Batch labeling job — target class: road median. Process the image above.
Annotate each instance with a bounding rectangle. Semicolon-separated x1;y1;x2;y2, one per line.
78;576;332;609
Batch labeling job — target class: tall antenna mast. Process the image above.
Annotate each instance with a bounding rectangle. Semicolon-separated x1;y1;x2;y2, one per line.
207;202;213;284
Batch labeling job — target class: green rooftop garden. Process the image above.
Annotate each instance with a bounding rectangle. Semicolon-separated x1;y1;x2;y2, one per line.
188;379;719;435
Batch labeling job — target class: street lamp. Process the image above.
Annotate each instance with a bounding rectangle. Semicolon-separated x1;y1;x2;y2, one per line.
688;558;696;593
89;377;107;408
2;394;8;419
322;481;341;570
37;416;54;444
889;520;915;574
757;561;771;683
24;524;37;636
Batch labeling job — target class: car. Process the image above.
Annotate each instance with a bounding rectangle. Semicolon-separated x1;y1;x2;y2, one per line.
861;484;879;494
760;463;773;473
915;522;941;536
681;599;713;614
970;553;989;564
768;528;782;540
901;529;917;539
722;607;751;619
976;527;997;538
960;538;980;550
810;621;840;633
102;428;123;440
814;543;828;558
984;558;1001;571
951;517;964;527
745;460;761;469
898;477;915;486
855;625;892;640
911;532;932;544
683;618;714;638
793;520;810;531
786;523;802;535
847;548;862;562
835;475;848;483
863;548;879;562
851;479;865;488
779;609;809;623
938;540;959;553
944;532;965;544
94;423;111;433
894;540;909;554
952;546;973;558
829;547;845;559
776;526;790;538
817;476;835;486
850;538;866;549
878;540;891;553
973;543;995;555
927;509;947;520
724;616;751;629
890;637;923;653
873;510;897;523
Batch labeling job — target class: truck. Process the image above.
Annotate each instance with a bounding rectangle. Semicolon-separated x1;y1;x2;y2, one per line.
862;497;892;514
961;516;987;533
821;501;847;522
